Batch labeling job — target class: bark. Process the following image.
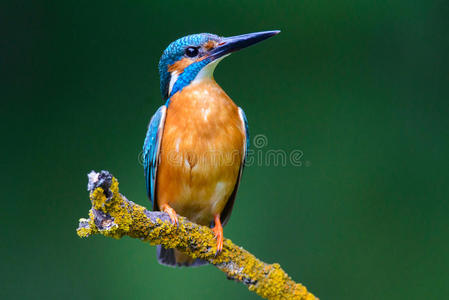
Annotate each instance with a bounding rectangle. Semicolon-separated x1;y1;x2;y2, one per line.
77;170;318;300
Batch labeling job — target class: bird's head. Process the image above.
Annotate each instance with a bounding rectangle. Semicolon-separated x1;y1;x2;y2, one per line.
158;30;280;100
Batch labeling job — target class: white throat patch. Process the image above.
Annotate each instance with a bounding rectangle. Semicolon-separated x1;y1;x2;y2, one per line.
192;54;229;84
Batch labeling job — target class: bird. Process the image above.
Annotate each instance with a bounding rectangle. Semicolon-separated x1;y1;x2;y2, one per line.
143;30;280;267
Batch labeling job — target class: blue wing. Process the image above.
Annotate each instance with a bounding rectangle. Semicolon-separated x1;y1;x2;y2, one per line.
239;107;250;164
143;105;166;210
220;107;249;226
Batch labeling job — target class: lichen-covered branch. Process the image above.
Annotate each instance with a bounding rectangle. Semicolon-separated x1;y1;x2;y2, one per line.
77;170;318;300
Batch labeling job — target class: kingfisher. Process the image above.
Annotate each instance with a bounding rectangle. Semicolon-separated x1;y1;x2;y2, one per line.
143;30;280;267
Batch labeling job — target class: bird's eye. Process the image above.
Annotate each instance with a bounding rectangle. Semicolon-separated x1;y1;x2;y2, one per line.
185;47;199;57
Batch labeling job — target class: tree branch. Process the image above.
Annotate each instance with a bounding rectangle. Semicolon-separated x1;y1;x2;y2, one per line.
76;170;318;300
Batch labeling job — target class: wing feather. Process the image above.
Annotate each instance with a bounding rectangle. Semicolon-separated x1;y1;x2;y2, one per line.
220;107;249;226
143;105;166;210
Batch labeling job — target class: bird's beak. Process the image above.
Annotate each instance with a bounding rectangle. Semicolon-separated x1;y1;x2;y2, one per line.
209;30;280;61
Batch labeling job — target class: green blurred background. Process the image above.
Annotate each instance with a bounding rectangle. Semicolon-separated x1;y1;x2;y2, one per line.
2;1;448;299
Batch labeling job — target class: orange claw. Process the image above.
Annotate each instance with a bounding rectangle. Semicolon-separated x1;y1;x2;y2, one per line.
161;204;179;226
212;214;223;255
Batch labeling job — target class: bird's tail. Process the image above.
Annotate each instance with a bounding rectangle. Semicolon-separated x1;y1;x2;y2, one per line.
156;245;208;267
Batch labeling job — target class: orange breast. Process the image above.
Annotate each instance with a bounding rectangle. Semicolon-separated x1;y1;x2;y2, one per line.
156;78;245;225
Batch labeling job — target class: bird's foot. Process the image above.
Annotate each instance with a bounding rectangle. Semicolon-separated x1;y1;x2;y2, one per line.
212;214;223;256
161;204;179;226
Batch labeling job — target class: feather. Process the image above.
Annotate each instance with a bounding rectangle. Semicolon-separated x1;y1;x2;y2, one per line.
143;105;166;209
220;107;249;226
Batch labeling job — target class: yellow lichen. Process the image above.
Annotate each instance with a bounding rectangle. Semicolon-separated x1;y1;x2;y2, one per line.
77;172;318;300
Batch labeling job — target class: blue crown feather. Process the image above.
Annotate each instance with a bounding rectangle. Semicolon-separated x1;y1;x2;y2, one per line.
158;33;220;100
